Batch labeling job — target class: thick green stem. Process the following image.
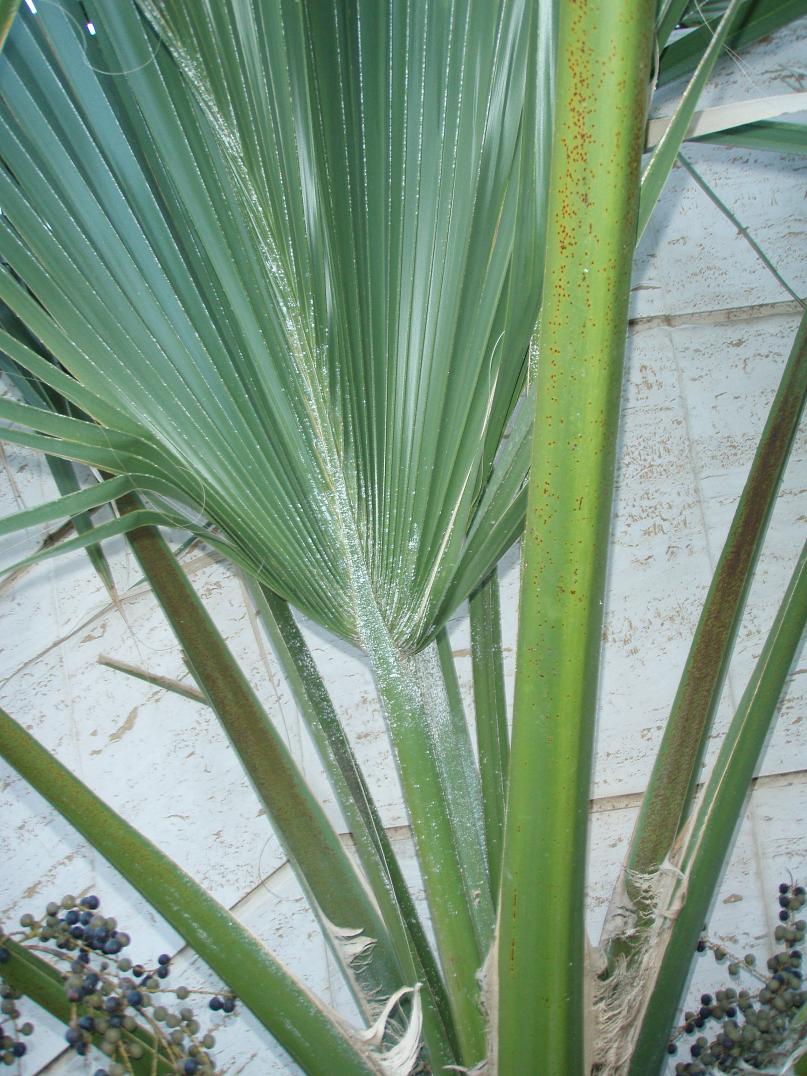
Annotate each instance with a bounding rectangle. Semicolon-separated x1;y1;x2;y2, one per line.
116;498;403;1017
431;631;493;938
626;310;807;887
360;608;487;1065
469;571;509;893
252;583;459;1070
627;542;807;1076
0;710;378;1076
497;4;654;1074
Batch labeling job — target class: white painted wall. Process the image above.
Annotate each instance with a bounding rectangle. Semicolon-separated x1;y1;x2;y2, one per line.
1;17;806;1076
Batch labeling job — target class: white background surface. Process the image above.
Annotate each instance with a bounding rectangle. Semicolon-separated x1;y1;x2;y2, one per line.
1;16;806;1076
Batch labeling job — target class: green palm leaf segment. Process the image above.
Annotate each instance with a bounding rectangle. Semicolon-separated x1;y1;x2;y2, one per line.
0;709;381;1076
496;2;655;1073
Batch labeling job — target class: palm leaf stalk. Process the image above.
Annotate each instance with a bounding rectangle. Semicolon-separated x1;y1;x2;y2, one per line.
496;4;655;1074
624;308;807;897
352;610;489;1062
627;540;807;1076
113;494;407;1022
251;583;460;1069
0;938;175;1074
469;571;509;893
431;629;493;921
0;709;381;1076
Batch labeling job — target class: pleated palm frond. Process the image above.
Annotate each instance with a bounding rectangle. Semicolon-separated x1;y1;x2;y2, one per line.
0;0;554;654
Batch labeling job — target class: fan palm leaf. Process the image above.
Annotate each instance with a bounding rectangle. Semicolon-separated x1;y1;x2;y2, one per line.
0;0;552;656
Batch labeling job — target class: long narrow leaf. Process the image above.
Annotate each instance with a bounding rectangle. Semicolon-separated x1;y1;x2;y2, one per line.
691;118;807;154
432;630;493;940
0;709;379;1076
0;474;133;537
360;610;488;1064
639;0;745;239
0;341;117;594
657;0;697;49
627;541;807;1076
626;308;807;885
469;571;509;893
114;497;407;1021
251;583;459;1071
646;92;807;148
497;5;655;1073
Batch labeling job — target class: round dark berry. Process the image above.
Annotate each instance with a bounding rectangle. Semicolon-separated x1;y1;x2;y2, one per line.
126;990;143;1007
208;996;223;1011
11;1043;25;1058
157;953;171;965
65;1027;82;1046
156;964;169;979
0;949;9;964
700;994;712;1006
80;895;100;910
183;1062;199;1075
78;1016;95;1032
779;910;790;922
222;996;235;1014
780;883;791;894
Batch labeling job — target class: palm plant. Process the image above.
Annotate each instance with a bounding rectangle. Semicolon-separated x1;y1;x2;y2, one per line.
0;1;805;1073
